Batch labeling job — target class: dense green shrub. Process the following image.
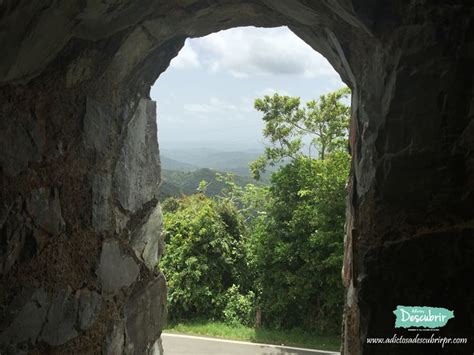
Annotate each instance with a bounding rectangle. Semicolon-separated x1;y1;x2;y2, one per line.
160;152;348;332
222;285;255;326
161;194;246;321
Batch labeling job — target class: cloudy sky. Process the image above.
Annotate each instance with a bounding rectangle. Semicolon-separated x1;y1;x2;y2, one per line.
150;26;343;151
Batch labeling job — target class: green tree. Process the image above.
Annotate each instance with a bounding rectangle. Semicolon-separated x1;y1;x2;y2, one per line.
247;87;351;332
248;152;349;332
161;194;246;321
250;87;350;179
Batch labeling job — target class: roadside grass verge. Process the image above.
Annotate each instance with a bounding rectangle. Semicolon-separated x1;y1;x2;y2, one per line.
164;320;341;352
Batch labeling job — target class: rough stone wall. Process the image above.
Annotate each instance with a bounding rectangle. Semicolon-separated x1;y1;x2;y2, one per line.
0;1;473;354
0;78;166;353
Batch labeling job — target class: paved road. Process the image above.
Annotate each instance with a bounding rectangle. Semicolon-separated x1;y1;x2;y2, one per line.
162;333;340;355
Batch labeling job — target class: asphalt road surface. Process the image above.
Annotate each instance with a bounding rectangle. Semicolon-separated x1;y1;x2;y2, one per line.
162;333;340;355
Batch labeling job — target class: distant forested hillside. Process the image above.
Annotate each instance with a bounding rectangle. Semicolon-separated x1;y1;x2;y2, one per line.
160;148;263;177
159;168;262;200
160;155;197;171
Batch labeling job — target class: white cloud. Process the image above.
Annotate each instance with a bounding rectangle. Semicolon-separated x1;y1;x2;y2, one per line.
183;96;239;115
170;40;200;69
188;26;337;79
183;103;215;114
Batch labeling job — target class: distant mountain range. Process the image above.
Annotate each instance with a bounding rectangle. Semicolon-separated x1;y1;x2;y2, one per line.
160;147;262;176
158;147;277;200
160;155;198;171
159;168;261;200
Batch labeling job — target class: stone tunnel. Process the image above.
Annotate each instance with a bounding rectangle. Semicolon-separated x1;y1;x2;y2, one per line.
0;1;473;354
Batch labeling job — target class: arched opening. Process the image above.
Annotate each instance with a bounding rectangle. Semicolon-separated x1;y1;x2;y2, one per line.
153;26;349;353
0;2;473;355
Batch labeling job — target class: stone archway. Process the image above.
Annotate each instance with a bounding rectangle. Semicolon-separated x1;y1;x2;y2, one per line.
1;1;473;354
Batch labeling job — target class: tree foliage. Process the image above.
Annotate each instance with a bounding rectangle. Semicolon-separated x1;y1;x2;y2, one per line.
161;194;247;321
249;152;349;332
250;87;350;179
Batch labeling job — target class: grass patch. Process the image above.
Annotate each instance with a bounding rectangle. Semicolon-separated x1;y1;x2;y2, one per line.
164;320;341;352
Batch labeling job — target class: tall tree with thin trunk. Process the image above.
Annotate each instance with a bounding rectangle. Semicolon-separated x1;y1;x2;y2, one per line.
250;87;350;180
